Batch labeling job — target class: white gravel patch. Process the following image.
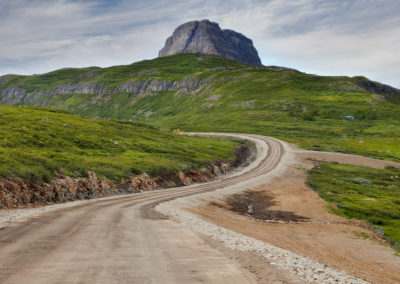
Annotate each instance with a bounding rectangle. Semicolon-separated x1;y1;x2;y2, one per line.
156;134;369;284
0;200;86;228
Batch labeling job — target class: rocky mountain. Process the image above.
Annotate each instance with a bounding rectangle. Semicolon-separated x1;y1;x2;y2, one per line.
159;20;262;66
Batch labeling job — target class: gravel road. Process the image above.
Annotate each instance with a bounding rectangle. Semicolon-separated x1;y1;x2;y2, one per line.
0;133;369;283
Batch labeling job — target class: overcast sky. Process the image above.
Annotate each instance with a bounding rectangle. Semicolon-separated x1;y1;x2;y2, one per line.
1;0;399;88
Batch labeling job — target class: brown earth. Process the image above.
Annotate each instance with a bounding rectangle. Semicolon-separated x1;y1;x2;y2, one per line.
189;147;400;284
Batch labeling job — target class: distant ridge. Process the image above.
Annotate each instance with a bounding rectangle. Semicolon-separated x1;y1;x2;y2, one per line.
159;20;262;66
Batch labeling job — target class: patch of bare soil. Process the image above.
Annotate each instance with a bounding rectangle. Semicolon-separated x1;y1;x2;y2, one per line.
188;146;400;284
211;191;309;223
294;149;400;169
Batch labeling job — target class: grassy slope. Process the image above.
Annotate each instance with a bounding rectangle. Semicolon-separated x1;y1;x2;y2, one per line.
0;105;240;182
1;54;400;162
307;162;400;252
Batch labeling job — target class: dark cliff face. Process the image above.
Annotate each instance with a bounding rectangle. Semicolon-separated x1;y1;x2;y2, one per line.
159;20;262;66
353;76;400;99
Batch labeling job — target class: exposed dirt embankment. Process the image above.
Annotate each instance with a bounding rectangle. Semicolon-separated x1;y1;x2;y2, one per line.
0;143;252;209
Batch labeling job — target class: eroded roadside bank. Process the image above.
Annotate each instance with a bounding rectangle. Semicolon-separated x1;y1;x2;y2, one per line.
0;141;255;210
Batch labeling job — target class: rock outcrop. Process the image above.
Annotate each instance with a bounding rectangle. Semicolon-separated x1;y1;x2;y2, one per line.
354;77;400;99
1;86;27;104
159;20;262;66
0;77;210;106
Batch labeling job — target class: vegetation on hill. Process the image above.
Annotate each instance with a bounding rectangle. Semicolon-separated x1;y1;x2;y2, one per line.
0;105;240;182
307;162;400;253
1;54;399;162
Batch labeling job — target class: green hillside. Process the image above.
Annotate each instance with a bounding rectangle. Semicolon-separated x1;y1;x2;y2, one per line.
0;105;239;182
1;53;399;161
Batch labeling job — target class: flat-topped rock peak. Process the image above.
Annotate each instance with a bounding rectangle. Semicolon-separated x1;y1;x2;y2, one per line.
159;20;262;66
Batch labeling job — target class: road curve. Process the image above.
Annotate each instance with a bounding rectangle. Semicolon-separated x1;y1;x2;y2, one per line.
0;133;283;284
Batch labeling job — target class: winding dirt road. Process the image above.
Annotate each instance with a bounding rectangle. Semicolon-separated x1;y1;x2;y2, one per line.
0;133;283;284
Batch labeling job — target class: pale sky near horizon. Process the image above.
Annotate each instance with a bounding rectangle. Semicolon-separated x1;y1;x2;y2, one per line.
1;0;399;88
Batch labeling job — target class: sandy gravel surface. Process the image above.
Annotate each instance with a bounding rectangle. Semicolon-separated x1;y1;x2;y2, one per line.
203;237;307;284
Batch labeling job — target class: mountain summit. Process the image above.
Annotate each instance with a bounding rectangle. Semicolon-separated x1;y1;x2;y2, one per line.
158;20;262;66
